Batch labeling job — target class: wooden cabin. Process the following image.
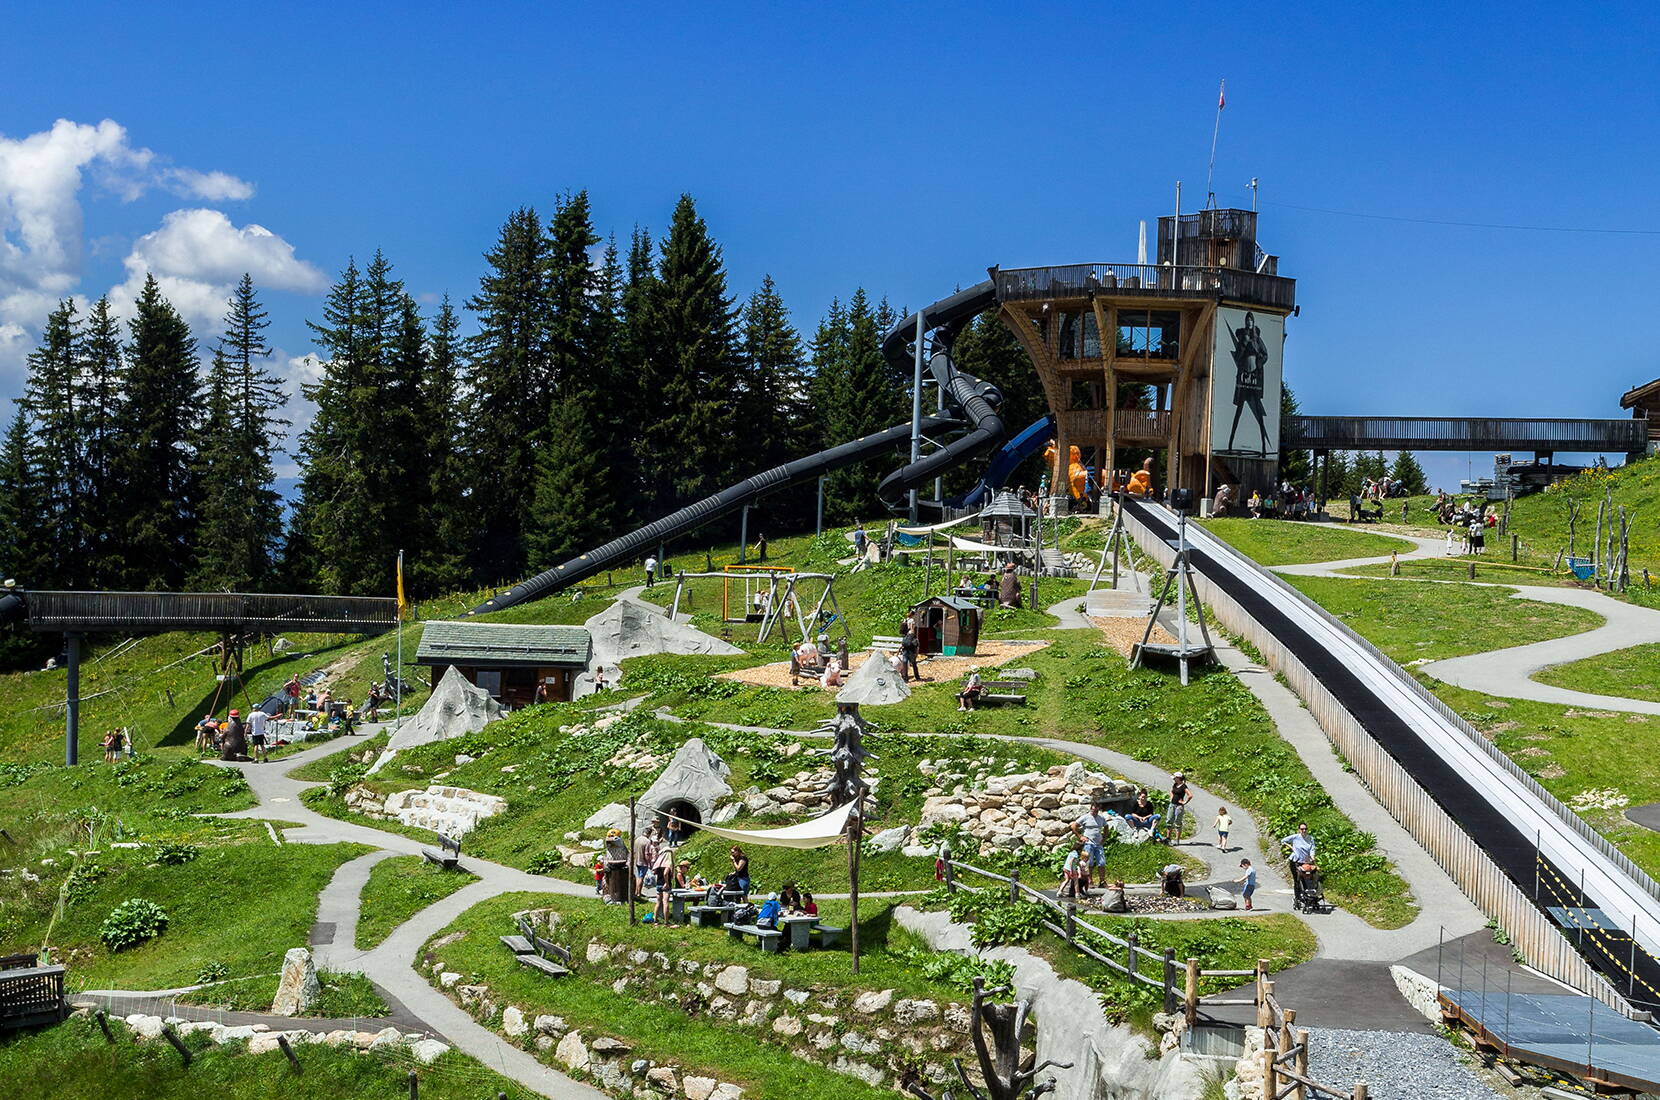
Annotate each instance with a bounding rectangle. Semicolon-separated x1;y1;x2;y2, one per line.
415;621;591;708
910;596;982;657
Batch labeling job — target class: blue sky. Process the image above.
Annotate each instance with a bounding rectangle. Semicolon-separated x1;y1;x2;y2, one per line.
3;1;1658;490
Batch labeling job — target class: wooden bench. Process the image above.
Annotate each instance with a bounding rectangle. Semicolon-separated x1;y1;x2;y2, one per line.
871;635;905;654
510;917;571;977
810;924;846;949
422;832;462;870
726;924;784;953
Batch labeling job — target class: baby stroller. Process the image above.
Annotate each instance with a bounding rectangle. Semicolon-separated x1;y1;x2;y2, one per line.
1289;860;1333;914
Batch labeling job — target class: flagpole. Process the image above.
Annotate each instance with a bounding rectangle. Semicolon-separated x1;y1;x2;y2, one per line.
1207;79;1226;207
396;549;404;729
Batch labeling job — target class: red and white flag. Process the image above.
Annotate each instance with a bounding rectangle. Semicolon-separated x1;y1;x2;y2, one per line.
1217;80;1226;110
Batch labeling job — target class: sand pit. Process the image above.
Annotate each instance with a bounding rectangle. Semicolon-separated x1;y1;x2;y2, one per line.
719;638;1050;690
1090;615;1176;657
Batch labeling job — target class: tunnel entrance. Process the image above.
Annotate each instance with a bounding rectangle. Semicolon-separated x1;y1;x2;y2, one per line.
661;799;702;838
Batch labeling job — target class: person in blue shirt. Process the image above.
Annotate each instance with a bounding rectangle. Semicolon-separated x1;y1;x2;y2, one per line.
1282;823;1317;868
1238;858;1257;911
756;893;782;930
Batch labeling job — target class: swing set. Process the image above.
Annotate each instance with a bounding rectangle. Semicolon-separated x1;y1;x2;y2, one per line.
668;566;850;645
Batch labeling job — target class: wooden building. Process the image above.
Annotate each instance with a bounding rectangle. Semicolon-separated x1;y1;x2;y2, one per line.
910;596;982;656
415;621;591;708
991;209;1297;504
1620;376;1660;450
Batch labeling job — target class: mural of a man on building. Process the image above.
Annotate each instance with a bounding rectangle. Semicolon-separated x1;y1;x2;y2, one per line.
1224;311;1271;455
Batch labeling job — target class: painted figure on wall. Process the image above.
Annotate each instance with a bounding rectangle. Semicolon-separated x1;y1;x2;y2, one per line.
1224;311;1271;455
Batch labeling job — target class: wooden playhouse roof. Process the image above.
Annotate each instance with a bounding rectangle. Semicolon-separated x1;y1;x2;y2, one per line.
415;620;592;668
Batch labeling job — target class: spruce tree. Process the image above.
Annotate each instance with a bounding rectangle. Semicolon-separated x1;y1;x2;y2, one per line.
79;297;125;584
412;296;473;595
190;348;247;589
112;276;201;588
0;405;44;665
526;399;609;571
545;192;600;393
464;208;555;582
21;299;83;585
1389;450;1428;495
804;297;849;456
739;275;807;472
951;309;1048;492
822;288;907;519
635;196;744;512
585;239;630;532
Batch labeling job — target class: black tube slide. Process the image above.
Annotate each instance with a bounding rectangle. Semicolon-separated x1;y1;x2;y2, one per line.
875;281;1006;506
467;415;958;615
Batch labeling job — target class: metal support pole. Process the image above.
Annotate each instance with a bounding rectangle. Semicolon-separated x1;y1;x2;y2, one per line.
739;505;749;564
65;632;81;766
628;796;638;926
816;475;825;535
909;313;925;523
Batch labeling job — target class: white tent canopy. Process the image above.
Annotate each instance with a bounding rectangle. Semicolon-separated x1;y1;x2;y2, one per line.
949;536;1032;555
661;800;856;850
893;511;981;536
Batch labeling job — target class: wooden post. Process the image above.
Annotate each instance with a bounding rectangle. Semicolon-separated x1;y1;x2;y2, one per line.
944;855;956;894
1163;949;1178;1014
1354;1082;1368;1100
95;1008;114;1043
1467;561;1476;580
65;632;81;766
161;1024;192;1066
1008;867;1021;903
408;1070;419;1100
1511;533;1519;562
1262;1047;1277;1099
1258;978;1275;1028
1280;1008;1296;1087
1126;932;1138;982
1185;957;1199;1029
1064;902;1077;943
1294;1027;1310;1100
628;796;637;926
277;1033;303;1074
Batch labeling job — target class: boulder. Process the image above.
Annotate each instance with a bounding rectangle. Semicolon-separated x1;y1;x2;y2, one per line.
714;965;749;996
683;1076;718;1100
410;1038;450;1064
850;988;894;1015
369;667;504;773
749;978;781;997
556;1031;590;1070
709;1085;745;1100
835;653;911;706
591;1036;631;1056
438;971;461;988
534;1014;566;1035
894;998;939;1024
1000;667;1039;681
867;825;909;852
270;948;321;1017
584;802;633;831
502;1006;528;1037
1206;886;1237;910
772;1014;803;1036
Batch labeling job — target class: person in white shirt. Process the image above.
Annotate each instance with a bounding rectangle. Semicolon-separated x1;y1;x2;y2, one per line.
644;556;659;587
247;707;270;763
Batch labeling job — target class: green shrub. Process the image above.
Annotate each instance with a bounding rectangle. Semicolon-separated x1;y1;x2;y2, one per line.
195;960;229;984
892;946;1015;994
63;862;106;904
526;851;566;875
152;841;198;866
99;898;169;951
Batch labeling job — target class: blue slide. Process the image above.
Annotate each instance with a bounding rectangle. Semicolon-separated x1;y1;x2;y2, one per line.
949;414;1056;508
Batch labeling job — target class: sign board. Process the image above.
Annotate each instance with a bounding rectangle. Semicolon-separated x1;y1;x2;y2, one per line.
1210;307;1285;459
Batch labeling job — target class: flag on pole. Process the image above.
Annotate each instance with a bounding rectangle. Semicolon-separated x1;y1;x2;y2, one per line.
1217;80;1226;110
396;550;408;621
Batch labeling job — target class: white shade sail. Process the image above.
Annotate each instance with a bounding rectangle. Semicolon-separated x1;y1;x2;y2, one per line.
661;800;857;850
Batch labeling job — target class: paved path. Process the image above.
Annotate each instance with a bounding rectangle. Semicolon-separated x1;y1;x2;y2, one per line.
1271;526;1660;715
198;731;605;1100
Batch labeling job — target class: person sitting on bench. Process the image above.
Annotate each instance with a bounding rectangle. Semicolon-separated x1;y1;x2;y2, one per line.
957;670;984;711
756;892;782;930
1122;789;1162;839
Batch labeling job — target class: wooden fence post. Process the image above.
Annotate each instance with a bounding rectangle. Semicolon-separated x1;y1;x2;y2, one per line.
1008;867;1020;903
1064;903;1076;944
1125;932;1138;983
1185;957;1199;1030
1258;978;1275;1028
1162;949;1178;1014
95;1008;114;1043
1511;534;1518;562
161;1024;192;1067
944;858;956;894
1294;1027;1310;1100
1354;1082;1368;1100
1262;1047;1277;1099
277;1033;303;1074
408;1070;418;1100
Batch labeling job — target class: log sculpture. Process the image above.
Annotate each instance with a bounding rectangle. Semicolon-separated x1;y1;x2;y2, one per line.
904;977;1072;1100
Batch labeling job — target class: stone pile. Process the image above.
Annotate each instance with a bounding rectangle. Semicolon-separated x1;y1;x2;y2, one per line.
345;784;506;837
918;761;1138;850
73;1008;449;1064
736;765;880;819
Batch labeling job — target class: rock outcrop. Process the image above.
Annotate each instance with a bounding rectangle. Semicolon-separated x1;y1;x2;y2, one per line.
270;947;321;1016
369;666;504;774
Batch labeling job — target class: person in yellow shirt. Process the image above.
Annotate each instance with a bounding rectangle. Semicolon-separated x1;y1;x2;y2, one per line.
1126;457;1155;497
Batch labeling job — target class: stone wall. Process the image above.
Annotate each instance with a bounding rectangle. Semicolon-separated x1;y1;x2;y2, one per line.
70;1006;450;1064
344;783;506;837
420;911;979;1098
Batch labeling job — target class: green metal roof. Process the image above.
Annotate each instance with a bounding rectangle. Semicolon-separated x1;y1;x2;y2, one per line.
415;620;591;668
914;595;982;612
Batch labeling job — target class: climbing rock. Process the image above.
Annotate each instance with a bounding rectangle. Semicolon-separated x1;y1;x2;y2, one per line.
556;1031;590;1070
410;1038;450;1064
270;947;322;1016
713;964;749;996
850;988;894;1015
369;667;504;773
502;1006;528;1038
637;738;734;825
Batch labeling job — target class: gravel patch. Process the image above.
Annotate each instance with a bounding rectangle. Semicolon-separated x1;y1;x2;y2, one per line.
1305;1028;1505;1100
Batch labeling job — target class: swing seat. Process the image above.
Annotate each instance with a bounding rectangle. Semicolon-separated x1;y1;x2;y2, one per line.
1567;557;1595;581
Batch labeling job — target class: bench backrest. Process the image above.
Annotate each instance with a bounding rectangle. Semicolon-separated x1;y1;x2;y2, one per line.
532;935;570;964
435;832;462;855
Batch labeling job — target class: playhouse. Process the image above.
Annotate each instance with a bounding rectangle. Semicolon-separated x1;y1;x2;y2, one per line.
909;595;982;657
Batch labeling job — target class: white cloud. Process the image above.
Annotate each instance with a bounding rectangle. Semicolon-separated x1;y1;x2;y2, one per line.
109;209;325;333
0;118;258;390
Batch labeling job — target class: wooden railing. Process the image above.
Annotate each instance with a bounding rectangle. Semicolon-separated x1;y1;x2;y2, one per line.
944;859;1370;1098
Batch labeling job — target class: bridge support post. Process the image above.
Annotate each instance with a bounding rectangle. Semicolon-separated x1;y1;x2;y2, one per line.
65;632;81;767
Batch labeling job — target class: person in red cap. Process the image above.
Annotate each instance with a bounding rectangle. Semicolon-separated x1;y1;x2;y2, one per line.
220;709;248;761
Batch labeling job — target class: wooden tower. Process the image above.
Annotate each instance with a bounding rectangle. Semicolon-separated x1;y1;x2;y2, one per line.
991;209;1297;508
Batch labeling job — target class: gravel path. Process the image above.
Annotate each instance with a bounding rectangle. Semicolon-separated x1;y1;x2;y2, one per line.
1306;1027;1507;1100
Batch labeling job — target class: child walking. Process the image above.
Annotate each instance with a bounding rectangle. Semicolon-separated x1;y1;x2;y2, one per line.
1061;841;1084;899
1238;858;1257;911
1213;806;1233;852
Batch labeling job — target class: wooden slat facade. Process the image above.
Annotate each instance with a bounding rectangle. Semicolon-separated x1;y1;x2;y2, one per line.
23;590;398;634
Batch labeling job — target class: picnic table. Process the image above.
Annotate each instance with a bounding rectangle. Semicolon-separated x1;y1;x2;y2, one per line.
778;914;820;951
669;889;706;924
689;903;734;928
